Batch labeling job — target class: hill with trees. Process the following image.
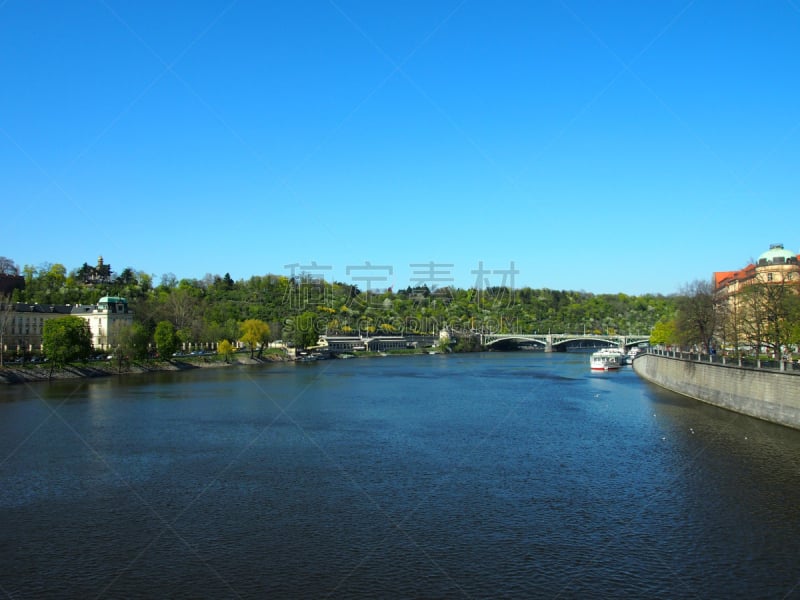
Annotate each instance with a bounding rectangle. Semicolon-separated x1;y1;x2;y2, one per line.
2;256;678;352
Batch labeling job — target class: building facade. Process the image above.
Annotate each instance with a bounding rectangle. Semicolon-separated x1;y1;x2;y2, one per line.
1;296;133;355
714;244;800;356
1;303;74;354
714;244;800;294
71;296;134;350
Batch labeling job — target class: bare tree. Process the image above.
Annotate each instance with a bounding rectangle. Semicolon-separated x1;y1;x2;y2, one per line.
717;290;744;359
163;288;200;332
675;279;720;353
739;271;800;358
0;257;19;276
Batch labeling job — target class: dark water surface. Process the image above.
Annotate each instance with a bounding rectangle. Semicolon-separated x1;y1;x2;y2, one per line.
2;352;800;599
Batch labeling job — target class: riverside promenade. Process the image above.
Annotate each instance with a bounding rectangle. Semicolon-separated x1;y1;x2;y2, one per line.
633;349;800;430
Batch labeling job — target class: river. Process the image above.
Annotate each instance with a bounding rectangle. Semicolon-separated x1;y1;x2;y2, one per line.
1;352;800;598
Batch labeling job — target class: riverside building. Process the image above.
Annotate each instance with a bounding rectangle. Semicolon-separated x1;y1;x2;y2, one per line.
713;243;800;356
1;296;133;355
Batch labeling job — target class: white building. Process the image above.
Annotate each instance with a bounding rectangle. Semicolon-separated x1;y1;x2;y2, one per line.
71;296;133;350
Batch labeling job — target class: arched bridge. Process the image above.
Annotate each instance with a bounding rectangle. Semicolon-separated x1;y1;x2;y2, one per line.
479;333;650;352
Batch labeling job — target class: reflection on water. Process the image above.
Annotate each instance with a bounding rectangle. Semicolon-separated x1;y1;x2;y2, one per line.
1;353;800;598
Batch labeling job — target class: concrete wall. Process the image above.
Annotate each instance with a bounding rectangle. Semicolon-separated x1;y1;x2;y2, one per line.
633;353;800;430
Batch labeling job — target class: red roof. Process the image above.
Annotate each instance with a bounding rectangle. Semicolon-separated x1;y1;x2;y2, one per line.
714;263;755;289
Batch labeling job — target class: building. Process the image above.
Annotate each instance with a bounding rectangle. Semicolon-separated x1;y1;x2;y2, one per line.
1;303;74;354
71;296;134;350
317;335;424;353
1;296;133;355
714;244;800;356
714;243;800;294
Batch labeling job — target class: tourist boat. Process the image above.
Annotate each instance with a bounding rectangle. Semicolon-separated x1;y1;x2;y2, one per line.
590;348;622;371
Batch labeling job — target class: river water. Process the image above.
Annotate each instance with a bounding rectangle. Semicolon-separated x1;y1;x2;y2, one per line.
1;352;800;599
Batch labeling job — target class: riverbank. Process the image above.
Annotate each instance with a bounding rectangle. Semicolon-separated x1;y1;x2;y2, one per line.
0;353;288;385
633;351;800;430
0;347;453;385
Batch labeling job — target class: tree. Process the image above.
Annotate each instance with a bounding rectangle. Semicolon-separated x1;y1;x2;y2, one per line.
116;268;137;286
717;287;745;358
217;339;234;363
736;272;800;358
163;287;200;332
114;322;151;362
649;319;677;347
0;256;19;276
44;263;67;288
785;293;800;350
240;319;271;358
42;316;93;375
674;280;719;353
154;321;179;359
292;312;320;350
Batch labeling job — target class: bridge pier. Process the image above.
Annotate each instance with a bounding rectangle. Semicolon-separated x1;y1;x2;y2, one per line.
545;334;553;353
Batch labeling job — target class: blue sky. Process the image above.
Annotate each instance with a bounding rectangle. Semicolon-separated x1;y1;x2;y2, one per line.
2;1;799;295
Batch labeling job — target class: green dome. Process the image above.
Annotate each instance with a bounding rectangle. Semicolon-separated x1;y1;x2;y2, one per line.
758;244;796;265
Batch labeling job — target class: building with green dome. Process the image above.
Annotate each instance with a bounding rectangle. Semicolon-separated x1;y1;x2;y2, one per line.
714;243;800;357
71;297;133;350
715;244;799;292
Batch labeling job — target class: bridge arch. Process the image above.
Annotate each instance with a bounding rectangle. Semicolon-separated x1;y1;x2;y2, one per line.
551;336;620;349
482;335;546;348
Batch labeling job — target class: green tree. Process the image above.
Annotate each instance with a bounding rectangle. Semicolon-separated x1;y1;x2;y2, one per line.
240;318;271;358
649;319;677;347
154;320;179;359
115;322;151;363
785;293;800;350
42;316;93;375
292;312;320;350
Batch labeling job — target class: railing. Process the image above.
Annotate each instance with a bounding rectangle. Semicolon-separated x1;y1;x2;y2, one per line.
645;348;800;373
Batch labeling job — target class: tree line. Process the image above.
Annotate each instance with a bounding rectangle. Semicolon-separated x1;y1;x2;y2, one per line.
3;256;681;358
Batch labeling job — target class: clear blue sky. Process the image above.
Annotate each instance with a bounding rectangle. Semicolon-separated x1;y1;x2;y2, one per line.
2;1;799;295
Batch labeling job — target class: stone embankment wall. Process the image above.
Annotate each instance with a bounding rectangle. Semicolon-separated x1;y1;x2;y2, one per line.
633;353;800;430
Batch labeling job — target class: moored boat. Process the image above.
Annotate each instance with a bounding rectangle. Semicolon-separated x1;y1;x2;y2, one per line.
590;348;622;371
627;347;643;362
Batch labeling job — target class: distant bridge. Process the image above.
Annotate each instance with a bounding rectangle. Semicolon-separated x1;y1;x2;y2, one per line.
479;333;650;352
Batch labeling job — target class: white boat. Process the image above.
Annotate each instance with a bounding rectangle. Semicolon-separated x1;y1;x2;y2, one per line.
590;348;622;371
627;347;643;362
